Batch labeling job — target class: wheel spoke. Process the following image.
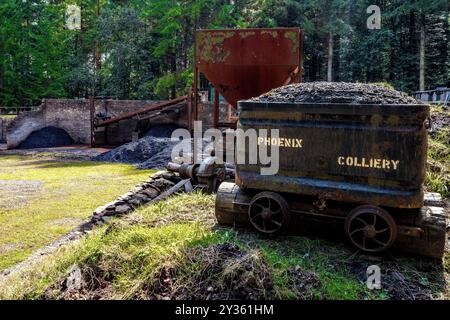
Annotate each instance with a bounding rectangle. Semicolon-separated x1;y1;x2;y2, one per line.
270;220;282;227
272;208;282;215
250;213;262;222
355;217;368;226
349;227;365;236
372;237;388;247
346;206;397;253
267;198;272;210
375;227;389;234
248;193;289;235
253;203;265;212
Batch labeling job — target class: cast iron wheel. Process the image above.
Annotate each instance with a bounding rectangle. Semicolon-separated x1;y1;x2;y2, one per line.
345;205;397;253
248;192;290;234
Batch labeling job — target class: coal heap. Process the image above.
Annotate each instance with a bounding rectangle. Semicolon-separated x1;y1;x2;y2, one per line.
94;124;185;169
17;126;75;149
251;82;419;105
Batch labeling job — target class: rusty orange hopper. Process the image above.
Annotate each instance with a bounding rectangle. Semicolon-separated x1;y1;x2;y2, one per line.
192;28;303;128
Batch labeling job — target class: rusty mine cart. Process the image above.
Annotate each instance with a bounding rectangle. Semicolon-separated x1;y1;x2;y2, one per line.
185;27;447;259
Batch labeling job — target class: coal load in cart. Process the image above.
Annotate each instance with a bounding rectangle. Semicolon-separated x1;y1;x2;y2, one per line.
215;82;447;258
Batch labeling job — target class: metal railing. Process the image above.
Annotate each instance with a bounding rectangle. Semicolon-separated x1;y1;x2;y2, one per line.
0;106;39;115
413;88;450;106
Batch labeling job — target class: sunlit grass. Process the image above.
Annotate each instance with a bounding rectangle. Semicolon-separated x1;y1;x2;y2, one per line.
0;155;154;270
426;129;449;198
2;191;445;300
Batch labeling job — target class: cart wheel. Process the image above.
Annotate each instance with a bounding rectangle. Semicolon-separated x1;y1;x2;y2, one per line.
248;192;290;234
345;205;397;253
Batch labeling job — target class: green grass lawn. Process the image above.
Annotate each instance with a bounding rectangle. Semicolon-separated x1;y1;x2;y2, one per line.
426;130;449;198
0;155;154;271
1;191;447;300
0;115;16;120
426;106;449;198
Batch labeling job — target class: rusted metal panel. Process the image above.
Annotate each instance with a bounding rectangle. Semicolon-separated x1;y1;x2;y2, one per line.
195;28;303;108
235;101;430;209
95;96;187;127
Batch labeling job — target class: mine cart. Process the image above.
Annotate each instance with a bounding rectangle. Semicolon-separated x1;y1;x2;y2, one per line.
215;98;447;258
185;27;446;258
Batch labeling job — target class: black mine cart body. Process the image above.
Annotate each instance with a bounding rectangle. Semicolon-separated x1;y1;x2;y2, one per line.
215;101;448;258
236;102;428;209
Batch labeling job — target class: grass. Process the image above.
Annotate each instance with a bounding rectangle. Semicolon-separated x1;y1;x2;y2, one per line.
0;107;448;300
1;191;446;300
426;128;449;198
0;155;155;271
0;115;16;120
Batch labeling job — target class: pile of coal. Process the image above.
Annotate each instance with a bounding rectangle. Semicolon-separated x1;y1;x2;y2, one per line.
94;136;177;169
252;82;419;105
94;124;181;169
17;126;75;149
95;124;215;169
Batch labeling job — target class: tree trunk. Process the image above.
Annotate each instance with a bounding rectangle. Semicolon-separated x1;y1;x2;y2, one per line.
94;0;101;70
419;13;425;91
327;31;333;82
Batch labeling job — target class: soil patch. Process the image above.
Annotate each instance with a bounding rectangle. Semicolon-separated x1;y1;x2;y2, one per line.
430;110;450;134
0;180;43;209
382;268;434;300
284;266;323;299
147;243;274;300
44;264;113;300
252;82;419;104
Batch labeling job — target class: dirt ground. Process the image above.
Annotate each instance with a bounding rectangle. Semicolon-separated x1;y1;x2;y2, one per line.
0;145;111;160
0;180;43;210
431;108;450;133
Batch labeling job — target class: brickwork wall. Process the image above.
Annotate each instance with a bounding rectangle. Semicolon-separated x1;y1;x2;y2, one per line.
6;99;188;149
43;99;91;144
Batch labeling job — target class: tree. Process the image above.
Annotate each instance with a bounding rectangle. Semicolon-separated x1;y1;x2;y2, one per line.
1;0;449;106
0;0;71;107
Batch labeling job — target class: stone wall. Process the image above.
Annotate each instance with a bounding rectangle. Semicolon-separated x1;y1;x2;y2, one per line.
43;99;91;145
94;99;187;145
5;97;235;149
6;99;189;149
0;118;13;143
6;110;45;149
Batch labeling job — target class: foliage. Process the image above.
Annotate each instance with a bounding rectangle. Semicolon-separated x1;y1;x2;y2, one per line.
0;0;449;106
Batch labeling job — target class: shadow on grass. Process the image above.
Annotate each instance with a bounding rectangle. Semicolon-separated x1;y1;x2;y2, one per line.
26;160;155;174
207;222;448;300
